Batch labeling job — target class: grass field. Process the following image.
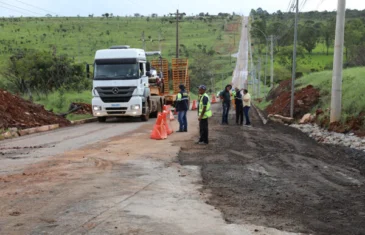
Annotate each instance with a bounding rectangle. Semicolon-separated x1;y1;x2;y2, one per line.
0;16;240;114
296;67;365;122
0;16;239;72
33;90;91;113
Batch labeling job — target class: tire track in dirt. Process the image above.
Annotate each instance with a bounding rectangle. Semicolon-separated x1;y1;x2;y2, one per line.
177;105;365;235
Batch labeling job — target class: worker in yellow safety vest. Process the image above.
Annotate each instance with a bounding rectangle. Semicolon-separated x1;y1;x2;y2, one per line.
197;85;212;145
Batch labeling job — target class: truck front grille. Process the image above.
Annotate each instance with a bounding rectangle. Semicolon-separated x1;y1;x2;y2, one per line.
107;111;126;115
96;86;136;103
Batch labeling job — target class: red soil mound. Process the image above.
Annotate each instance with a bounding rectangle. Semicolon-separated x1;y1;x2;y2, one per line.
0;90;70;129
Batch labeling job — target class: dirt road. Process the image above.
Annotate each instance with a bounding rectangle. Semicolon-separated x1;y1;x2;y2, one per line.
178;105;365;235
0;112;301;235
0;118;155;175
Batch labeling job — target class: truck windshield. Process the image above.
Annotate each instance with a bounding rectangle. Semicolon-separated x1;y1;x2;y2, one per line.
94;64;139;80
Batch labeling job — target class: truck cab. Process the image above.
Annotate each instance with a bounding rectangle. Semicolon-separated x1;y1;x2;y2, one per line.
91;46;152;122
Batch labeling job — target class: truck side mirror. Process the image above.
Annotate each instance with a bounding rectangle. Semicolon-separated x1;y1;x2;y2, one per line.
86;64;90;79
146;71;151;77
146;62;151;71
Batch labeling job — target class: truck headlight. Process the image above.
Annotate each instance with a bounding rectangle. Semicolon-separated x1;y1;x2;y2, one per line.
131;104;140;110
93;105;102;111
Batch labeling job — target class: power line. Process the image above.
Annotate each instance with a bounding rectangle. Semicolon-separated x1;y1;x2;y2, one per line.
274;0;308;45
272;1;296;40
0;1;42;16
316;0;327;10
13;0;59;16
300;0;309;11
0;5;31;16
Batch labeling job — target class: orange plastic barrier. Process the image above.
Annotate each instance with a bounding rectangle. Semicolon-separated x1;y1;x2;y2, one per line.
162;111;173;135
211;94;217;104
150;113;167;140
191;100;197;110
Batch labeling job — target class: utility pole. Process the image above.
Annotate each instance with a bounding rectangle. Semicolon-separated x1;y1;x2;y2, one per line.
258;58;261;97
331;0;346;122
170;9;185;58
158;29;162;52
176;10;179;58
290;0;299;118
270;35;274;89
142;31;145;50
264;40;268;86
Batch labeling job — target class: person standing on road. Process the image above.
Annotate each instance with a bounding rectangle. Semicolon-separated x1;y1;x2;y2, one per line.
234;87;244;125
197;85;212;145
243;89;251;126
176;84;189;132
219;85;232;125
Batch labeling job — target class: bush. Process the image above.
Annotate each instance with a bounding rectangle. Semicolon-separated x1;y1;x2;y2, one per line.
1;49;88;95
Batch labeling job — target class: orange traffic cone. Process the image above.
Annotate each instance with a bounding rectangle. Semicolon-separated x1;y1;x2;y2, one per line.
162;111;173;135
150;113;167;140
170;110;175;121
159;121;168;139
211;94;217;104
191;100;197;110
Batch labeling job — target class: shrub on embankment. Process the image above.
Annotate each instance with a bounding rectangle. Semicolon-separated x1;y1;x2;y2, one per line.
296;67;365;122
260;67;365;134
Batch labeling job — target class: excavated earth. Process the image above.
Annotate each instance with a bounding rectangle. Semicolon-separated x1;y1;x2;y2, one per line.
264;79;365;136
177;105;365;235
71;102;92;115
0;90;70;130
266;82;320;119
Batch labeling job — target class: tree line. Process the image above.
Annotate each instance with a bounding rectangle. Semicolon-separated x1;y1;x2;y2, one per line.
250;7;365;67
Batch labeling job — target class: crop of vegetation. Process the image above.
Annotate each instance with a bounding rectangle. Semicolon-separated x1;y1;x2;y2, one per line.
249;8;365;86
296;67;365;122
0;13;240;112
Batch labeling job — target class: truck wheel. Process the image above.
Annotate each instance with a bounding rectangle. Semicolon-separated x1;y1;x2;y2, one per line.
97;117;106;123
141;102;150;122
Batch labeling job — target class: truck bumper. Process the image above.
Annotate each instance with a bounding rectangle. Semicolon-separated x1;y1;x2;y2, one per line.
92;97;143;117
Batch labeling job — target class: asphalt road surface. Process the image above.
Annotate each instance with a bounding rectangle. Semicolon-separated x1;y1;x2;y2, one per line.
0;118;155;176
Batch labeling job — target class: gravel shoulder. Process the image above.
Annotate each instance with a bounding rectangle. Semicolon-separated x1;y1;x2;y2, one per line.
177;104;365;235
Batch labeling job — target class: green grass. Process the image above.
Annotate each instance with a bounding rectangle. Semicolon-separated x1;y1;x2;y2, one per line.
0;16;241;111
256;99;272;110
296;67;365;121
67;114;93;121
0;16;239;72
33;90;92;114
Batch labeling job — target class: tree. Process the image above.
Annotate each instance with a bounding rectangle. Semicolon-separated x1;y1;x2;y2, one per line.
276;46;306;70
321;18;336;55
190;52;214;93
251;19;267;44
1;49;88;96
134;13;140;17
345;19;365;60
299;21;321;54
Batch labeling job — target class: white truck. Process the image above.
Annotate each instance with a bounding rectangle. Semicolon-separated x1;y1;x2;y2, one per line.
87;46;165;122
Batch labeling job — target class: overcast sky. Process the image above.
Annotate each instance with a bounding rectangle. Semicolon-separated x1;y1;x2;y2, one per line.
1;0;364;17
